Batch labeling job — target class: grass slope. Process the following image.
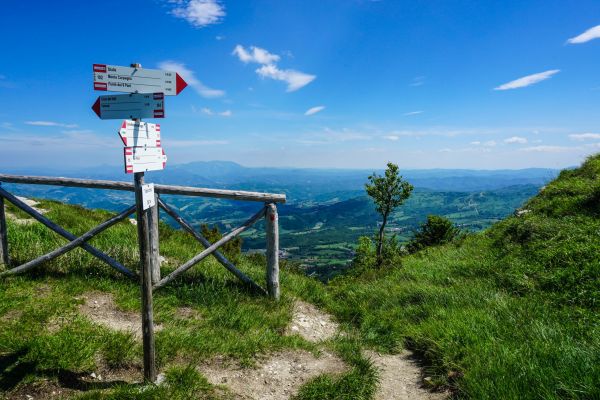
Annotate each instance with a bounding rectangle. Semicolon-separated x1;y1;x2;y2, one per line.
323;155;600;399
0;200;375;399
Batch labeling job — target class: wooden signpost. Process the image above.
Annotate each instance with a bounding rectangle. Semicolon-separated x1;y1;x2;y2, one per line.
93;62;187;382
91;93;165;120
118;120;161;147
93;64;187;95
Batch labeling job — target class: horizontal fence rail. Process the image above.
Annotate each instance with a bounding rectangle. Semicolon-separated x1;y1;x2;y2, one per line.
0;174;286;203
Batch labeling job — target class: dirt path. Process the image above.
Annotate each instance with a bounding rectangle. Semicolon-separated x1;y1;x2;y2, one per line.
366;350;448;400
199;350;346;400
77;292;162;339
286;300;339;342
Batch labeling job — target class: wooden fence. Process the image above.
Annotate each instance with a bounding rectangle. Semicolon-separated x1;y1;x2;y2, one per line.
0;173;285;382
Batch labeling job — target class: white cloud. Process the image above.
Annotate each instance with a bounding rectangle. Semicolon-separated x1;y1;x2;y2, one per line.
569;133;600;141
197;107;231;117
403;111;423;116
470;141;481;145
232;45;280;65
567;25;600;44
158;61;224;98
25;121;78;128
232;44;316;92
170;0;225;28
504;136;528;144
471;140;497;147
494;70;560;91
383;135;399;141
519;145;572;153
305;106;325;116
255;64;316;92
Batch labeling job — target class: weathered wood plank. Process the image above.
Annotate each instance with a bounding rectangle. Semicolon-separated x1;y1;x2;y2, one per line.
0;205;135;277
0;187;8;267
265;203;280;300
134;172;157;383
0;186;136;279
0;174;286;203
154;206;267;290
157;198;267;295
148;194;161;284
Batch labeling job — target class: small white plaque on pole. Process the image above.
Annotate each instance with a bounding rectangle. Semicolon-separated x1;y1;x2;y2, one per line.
141;183;155;211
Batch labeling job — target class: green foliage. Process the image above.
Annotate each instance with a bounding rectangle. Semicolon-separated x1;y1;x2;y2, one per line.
407;215;460;253
365;163;414;217
200;223;242;263
365;162;413;265
351;235;404;271
327;154;600;399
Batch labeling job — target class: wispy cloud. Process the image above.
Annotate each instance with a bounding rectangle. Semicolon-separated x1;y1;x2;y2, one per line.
519;145;572;153
383;135;399;141
232;44;316;92
158;61;224;98
494;70;560;91
170;0;225;28
403;111;423;116
25;121;78;128
297;128;372;145
471;140;497;147
504;136;528;144
569;133;600;141
195;106;232;117
567;25;600;44
232;45;280;64
410;76;425;87
305;106;325;116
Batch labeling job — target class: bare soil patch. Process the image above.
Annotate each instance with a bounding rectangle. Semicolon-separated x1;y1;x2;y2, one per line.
366;350;448;400
199;349;347;400
286;300;338;343
77;292;162;339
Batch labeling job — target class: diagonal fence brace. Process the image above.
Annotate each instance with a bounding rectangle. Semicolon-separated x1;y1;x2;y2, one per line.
0;186;137;279
157;198;267;294
0;205;136;276
154;203;267;290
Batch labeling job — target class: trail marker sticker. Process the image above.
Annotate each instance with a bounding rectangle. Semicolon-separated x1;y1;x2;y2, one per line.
141;183;156;210
92;93;164;120
93;64;187;95
124;147;167;174
118;120;161;147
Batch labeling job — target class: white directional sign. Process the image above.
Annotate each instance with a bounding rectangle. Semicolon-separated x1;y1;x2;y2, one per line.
92;93;164;120
124;147;167;174
93;64;187;95
118;120;161;147
141;184;156;210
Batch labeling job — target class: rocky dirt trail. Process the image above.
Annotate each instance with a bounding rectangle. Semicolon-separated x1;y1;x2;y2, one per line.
366;350;448;400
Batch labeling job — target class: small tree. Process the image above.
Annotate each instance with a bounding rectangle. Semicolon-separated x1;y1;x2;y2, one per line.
365;162;413;266
407;215;459;253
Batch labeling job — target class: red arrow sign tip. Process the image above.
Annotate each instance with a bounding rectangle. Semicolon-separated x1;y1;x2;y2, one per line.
176;73;188;95
92;98;101;118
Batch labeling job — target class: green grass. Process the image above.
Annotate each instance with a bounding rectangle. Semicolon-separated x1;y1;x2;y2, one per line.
0;200;375;399
319;155;600;399
1;155;598;399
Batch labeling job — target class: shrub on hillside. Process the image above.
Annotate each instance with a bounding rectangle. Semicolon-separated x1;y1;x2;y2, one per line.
407;215;459;253
200;224;242;263
352;235;404;270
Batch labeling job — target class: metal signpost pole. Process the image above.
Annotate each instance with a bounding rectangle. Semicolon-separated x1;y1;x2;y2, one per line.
130;63;156;383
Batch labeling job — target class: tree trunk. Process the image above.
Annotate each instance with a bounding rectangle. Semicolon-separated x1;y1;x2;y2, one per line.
376;212;388;266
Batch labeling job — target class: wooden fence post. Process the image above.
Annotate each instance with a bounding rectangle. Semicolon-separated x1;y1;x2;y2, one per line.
148;193;161;284
265;203;280;300
0;184;9;267
134;172;157;382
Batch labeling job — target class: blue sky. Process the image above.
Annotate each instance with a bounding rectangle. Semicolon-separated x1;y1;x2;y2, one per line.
1;0;600;170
